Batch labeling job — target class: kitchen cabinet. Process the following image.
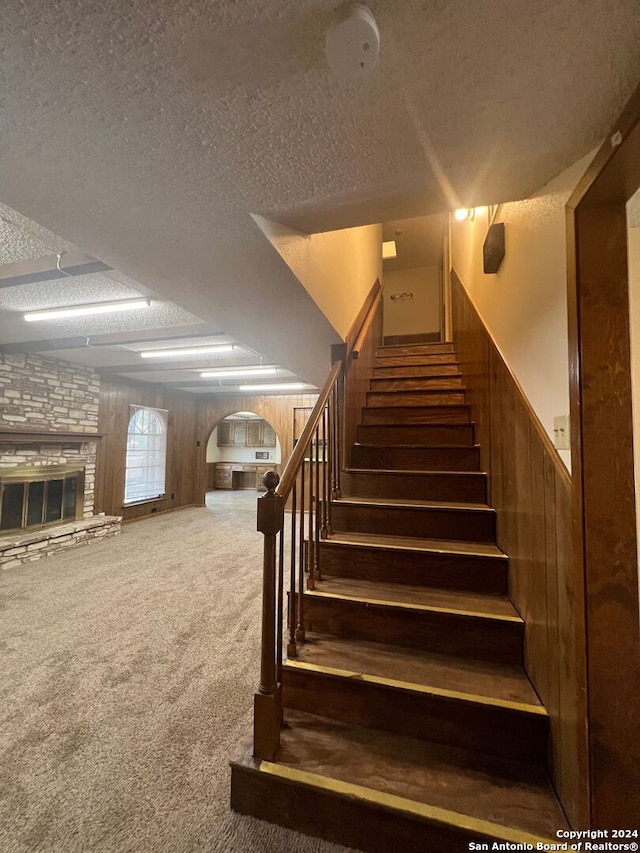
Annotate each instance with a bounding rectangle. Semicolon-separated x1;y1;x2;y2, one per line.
217;419;276;447
212;462;277;490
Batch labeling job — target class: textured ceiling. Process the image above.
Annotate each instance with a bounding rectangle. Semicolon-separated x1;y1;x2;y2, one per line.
0;1;638;385
0;273;141;311
0;202;77;263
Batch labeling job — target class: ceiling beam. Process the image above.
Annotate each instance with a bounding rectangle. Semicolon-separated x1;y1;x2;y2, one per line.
96;359;263;375
1;329;225;354
0;252;113;288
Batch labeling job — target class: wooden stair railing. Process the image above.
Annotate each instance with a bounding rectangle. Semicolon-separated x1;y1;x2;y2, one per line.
253;283;383;762
254;360;343;760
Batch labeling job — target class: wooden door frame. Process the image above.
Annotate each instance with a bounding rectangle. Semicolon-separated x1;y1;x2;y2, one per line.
566;83;640;826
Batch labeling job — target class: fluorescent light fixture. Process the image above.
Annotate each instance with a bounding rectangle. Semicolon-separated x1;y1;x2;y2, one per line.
454;209;469;221
140;344;234;358
382;240;397;259
200;366;278;378
238;382;309;392
24;297;150;322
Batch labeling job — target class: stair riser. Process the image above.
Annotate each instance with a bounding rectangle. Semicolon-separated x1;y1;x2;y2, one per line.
318;542;507;594
367;391;466;407
351;445;481;472
231;760;493;853
362;406;471;424
303;595;523;664
370;377;463;391
375;354;458;367
331;503;495;541
374;364;461;378
341;471;487;503
357;423;475;446
282;669;547;765
378;343;455;356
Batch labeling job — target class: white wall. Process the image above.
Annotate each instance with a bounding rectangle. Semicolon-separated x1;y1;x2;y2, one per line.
450;152;595;471
383;266;440;337
254;215;383;340
206;425;282;464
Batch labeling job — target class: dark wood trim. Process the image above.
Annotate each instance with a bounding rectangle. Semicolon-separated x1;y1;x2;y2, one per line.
121;502;203;524
566;82;640;825
568;85;640;210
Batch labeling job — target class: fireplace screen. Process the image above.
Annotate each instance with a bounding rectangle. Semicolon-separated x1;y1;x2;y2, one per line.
0;466;84;534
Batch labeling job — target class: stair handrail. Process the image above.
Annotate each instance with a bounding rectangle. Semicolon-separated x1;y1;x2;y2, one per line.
350;287;383;360
276;359;343;500
253;281;383;762
253;357;344;761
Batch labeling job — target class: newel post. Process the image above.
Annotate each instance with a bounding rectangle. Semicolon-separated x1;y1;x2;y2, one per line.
253;471;284;760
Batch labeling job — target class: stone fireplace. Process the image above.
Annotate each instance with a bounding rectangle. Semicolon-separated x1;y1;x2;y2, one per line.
0;352;121;571
0;433;121;570
0;463;85;534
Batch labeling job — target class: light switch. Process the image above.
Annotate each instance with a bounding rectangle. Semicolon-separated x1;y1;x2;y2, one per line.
553;415;570;450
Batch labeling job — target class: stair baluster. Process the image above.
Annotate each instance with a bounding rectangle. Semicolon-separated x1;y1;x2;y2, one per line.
253;360;343;759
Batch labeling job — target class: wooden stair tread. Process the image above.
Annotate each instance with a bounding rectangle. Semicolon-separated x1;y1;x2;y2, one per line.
334;495;491;511
345;467;486;477
364;403;468;409
326;530;504;557
310;576;519;620
290;634;541;708
373;369;463;376
377;343;454;353
275;710;566;838
354;442;479;449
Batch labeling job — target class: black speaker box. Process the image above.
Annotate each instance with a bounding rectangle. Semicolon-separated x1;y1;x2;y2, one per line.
483;222;505;274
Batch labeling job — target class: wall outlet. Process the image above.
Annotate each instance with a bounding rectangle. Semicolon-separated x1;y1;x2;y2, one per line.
553;415;570;450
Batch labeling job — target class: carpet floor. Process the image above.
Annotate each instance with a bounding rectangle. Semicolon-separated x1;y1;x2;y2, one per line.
0;491;352;853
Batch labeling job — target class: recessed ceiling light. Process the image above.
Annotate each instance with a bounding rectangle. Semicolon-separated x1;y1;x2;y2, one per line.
140;344;234;358
200;366;278;378
238;383;309;392
24;297;150;322
382;240;397;259
454;209;469;221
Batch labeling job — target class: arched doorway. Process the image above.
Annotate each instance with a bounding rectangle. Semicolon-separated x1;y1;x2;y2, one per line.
205;411;281;494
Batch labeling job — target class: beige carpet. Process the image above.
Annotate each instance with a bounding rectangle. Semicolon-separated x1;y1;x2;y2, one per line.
0;491;352;853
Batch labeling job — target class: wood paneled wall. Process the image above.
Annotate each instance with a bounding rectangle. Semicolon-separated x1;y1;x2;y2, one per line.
451;271;587;827
96;379;200;521
196;393;319;498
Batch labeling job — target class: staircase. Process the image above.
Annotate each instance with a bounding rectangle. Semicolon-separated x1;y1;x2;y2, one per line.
231;342;568;852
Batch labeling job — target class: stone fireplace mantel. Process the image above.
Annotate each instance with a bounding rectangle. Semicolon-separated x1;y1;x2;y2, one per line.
0;431;103;445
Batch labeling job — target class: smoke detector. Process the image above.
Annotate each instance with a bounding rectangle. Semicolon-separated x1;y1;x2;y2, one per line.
325;5;380;80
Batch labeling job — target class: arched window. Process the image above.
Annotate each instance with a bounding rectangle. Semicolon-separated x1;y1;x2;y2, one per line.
124;406;168;504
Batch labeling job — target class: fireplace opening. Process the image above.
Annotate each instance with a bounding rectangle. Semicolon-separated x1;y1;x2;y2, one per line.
0;465;84;534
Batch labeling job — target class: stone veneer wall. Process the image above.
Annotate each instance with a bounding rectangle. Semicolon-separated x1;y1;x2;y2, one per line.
0;353;122;570
0;352;100;516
